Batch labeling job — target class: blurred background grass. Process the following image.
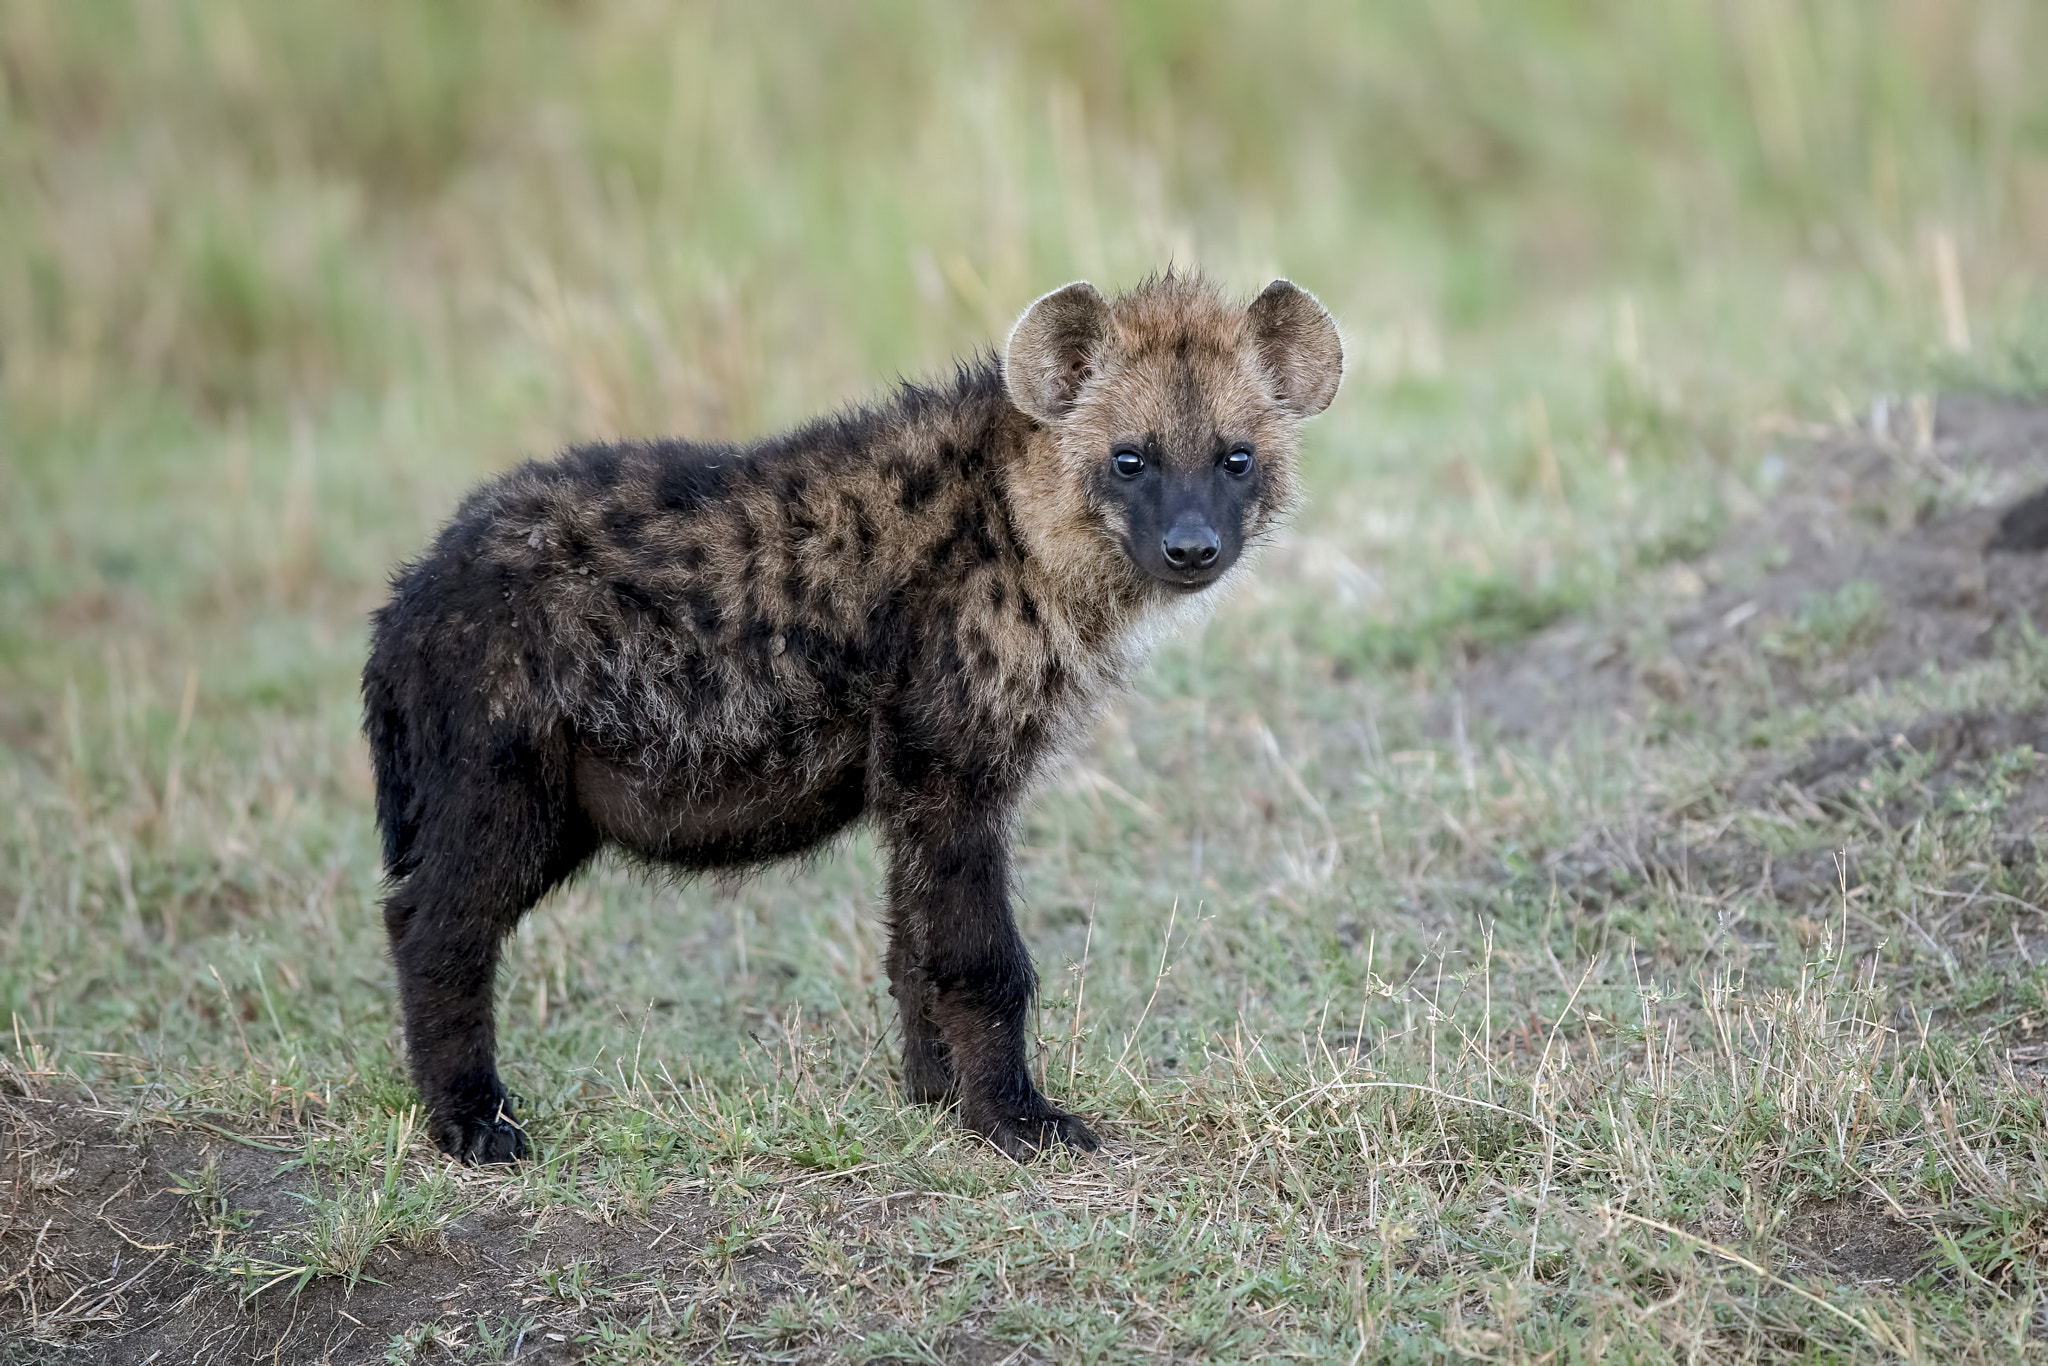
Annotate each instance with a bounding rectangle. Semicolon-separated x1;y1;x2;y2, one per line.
4;0;2047;1121
6;0;2046;681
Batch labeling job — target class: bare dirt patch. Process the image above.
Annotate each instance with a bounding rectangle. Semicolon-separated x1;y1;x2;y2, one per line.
1780;1199;1939;1287
0;1075;812;1364
1695;1194;1939;1290
1771;1196;1940;1288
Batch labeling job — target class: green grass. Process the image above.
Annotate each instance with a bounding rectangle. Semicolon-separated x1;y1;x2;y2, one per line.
6;1;2048;1361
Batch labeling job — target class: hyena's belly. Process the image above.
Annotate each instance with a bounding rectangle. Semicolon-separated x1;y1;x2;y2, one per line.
572;725;868;870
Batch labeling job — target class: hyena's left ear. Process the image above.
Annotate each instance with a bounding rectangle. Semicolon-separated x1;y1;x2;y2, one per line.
1005;281;1109;424
1247;280;1343;417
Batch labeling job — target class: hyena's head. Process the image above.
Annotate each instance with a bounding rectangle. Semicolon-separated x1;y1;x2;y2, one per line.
1004;271;1342;595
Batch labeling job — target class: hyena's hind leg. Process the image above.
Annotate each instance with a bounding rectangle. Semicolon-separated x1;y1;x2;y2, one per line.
382;739;595;1163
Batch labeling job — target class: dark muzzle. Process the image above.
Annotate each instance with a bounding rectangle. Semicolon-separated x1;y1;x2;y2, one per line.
1161;517;1220;570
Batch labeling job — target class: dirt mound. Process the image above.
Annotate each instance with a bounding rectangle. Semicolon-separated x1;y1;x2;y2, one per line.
1741;699;2048;824
1456;395;2048;743
1543;698;2048;924
0;1077;802;1364
1462;396;2048;943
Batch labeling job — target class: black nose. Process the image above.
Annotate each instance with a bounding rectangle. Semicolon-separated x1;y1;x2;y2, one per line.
1162;520;1221;570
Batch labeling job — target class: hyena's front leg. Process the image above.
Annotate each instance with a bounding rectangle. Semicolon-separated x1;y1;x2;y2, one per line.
881;798;1098;1159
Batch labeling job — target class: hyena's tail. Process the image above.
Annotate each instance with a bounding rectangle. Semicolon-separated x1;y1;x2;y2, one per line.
361;624;422;881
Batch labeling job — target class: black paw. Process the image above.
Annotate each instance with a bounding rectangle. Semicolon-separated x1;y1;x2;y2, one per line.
456;1115;527;1165
435;1096;528;1165
973;1106;1100;1160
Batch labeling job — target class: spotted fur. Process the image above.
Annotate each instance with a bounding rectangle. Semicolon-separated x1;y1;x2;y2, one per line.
363;271;1342;1162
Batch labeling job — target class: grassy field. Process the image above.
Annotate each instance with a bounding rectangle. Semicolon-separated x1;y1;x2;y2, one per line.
6;1;2048;1361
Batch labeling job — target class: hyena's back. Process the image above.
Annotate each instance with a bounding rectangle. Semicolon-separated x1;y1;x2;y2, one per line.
365;362;1030;879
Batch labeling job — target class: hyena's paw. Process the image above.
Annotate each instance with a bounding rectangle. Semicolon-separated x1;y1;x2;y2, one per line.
971;1103;1100;1161
434;1095;529;1165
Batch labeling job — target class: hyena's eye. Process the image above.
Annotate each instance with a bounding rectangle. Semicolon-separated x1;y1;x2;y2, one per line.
1111;445;1145;478
1221;446;1254;477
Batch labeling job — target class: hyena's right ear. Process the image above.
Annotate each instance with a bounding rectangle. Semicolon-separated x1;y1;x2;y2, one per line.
1004;282;1109;424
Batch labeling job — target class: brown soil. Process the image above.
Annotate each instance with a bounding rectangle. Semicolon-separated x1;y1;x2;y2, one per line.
1777;1196;1941;1287
0;1073;813;1364
1697;1193;1941;1288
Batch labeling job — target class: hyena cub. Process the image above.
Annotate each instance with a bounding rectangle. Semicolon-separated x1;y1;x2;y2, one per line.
363;272;1342;1162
